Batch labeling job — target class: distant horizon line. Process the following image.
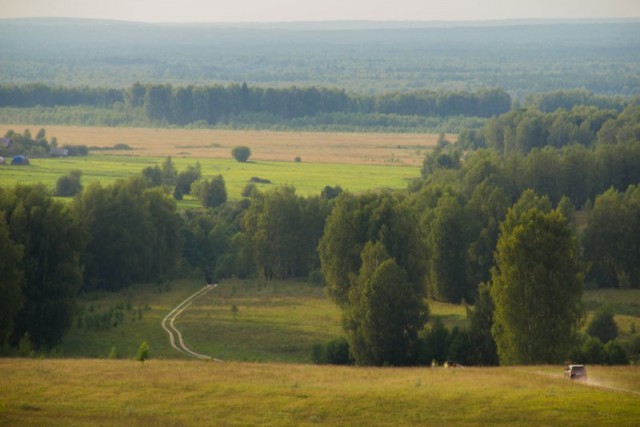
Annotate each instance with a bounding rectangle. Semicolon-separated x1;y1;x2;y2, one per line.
1;16;639;27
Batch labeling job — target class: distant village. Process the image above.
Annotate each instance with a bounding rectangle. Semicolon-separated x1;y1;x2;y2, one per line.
0;129;88;165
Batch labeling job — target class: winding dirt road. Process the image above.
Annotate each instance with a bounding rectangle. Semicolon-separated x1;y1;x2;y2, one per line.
161;284;222;361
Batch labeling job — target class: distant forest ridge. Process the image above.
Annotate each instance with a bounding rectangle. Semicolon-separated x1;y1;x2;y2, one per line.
0;18;638;95
1;84;637;131
0;84;512;121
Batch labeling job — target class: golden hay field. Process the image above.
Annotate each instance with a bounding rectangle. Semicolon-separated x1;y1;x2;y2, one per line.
0;125;443;165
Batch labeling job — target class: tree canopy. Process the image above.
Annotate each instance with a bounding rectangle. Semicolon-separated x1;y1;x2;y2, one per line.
344;242;428;366
490;204;584;365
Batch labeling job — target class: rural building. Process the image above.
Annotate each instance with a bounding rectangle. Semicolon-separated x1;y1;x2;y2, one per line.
11;155;30;165
0;137;12;148
50;147;69;157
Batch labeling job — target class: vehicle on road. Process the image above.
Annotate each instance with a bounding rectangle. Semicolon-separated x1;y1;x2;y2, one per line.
564;364;587;380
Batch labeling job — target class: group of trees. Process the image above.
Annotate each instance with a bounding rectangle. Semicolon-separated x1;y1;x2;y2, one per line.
0;83;512;126
459;104;630;153
1;128;88;159
73;178;183;292
436;107;640;208
317;192;428;365
0;185;85;350
2;96;639;367
584;185;640;288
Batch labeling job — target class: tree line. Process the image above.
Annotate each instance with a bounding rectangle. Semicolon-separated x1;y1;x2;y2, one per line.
0;83;511;125
1;103;639;366
1;128;89;158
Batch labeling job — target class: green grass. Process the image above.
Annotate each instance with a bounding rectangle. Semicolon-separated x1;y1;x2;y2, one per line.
583;289;640;342
56;278;471;363
58;279;344;363
1;359;638;426
57;281;640;363
57;280;207;360
0;154;419;202
174;279;343;363
8;282;640;425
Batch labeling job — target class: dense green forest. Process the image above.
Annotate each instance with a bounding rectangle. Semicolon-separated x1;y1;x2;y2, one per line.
2;17;640;366
1;19;639;96
1;83;637;132
2;18;639;131
2;103;640;366
0;83;511;130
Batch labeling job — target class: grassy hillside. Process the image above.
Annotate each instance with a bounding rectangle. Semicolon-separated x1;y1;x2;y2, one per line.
1;358;639;426
57;279;469;363
58;279;640;364
57;279;345;362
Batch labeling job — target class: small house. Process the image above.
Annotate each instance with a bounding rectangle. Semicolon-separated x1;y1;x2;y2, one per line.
11;155;30;165
0;138;12;148
50;148;69;157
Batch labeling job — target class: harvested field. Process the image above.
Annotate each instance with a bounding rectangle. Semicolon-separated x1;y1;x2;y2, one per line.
0;125;443;165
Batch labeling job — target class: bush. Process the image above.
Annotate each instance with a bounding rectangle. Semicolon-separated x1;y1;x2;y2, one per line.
580;336;607;364
587;306;619;343
325;337;352;365
604;340;628;365
54;169;83;197
242;183;257;198
192;175;227;208
231;146;251;162
108;346;120;359
18;333;35;358
320;185;343;200
249;176;271;184
135;341;149;362
312;337;352;365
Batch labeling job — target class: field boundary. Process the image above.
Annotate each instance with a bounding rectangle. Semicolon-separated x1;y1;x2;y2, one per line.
161;284;222;361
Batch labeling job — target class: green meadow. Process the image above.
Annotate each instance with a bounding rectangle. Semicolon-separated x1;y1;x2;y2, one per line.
1;358;639;426
4;279;640;426
0;154;419;203
56;279;640;363
57;279;345;363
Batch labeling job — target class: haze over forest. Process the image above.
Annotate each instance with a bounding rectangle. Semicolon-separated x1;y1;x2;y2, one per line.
1;18;639;97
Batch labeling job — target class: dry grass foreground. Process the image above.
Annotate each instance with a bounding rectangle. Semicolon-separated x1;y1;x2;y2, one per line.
1;359;639;426
0;125;442;165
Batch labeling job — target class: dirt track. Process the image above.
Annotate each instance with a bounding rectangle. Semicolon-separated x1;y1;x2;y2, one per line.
161;284;222;361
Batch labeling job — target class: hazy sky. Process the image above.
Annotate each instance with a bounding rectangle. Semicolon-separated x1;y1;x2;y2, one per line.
2;0;639;23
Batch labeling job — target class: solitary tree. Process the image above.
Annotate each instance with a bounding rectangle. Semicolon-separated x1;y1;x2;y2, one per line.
586;306;618;343
54;169;83;197
231;146;251;162
490;207;583;365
